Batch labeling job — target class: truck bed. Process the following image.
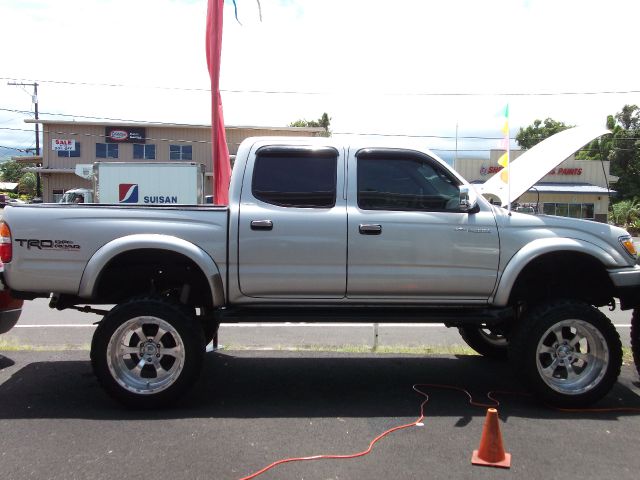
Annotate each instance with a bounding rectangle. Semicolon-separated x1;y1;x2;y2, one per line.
2;203;229;297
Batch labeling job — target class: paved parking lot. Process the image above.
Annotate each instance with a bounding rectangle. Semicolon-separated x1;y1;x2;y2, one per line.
1;349;639;480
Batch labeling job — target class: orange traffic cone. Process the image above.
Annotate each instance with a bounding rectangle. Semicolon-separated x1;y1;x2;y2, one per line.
471;408;511;468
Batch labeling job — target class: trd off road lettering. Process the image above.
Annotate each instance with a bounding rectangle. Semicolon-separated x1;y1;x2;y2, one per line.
15;239;80;250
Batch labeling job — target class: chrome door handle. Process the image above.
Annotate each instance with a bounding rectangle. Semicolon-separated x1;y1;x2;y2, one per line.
250;220;273;231
359;224;382;235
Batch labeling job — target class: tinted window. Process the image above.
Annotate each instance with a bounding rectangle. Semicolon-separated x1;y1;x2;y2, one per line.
96;143;118;159
252;148;337;208
357;150;460;211
58;142;81;158
134;144;156;160
170;144;192;160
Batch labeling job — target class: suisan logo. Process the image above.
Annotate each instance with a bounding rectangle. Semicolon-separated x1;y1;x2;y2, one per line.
119;184;138;203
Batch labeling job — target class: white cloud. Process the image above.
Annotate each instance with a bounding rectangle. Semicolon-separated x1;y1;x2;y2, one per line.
1;0;640;156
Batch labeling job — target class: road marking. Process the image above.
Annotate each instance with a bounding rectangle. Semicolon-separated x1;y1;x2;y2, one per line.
16;324;96;328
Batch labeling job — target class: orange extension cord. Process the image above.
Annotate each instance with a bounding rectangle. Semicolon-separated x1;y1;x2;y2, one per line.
238;383;640;480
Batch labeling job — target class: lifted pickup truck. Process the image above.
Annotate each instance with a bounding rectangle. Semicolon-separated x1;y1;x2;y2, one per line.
1;127;638;408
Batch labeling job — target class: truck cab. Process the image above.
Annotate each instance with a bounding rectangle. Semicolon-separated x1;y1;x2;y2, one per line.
60;188;93;204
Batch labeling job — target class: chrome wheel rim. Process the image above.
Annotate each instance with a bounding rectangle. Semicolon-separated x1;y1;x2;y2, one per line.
107;316;185;395
535;319;608;395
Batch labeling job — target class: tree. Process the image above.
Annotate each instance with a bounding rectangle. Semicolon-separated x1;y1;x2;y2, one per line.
289;112;331;137
577;105;640;201
575;115;616;161
515;118;572;150
607;105;640;201
0;160;26;183
19;172;36;196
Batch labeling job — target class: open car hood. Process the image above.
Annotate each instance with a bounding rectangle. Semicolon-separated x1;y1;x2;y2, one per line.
476;126;611;206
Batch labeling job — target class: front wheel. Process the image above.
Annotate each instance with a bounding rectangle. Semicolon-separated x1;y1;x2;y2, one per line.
509;300;622;407
91;297;205;408
631;308;640;378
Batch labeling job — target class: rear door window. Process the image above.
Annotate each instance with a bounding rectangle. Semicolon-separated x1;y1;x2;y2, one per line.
252;147;338;208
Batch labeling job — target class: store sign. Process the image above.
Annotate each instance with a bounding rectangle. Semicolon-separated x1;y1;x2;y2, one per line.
480;165;582;176
52;139;76;151
105;127;146;144
479;165;503;176
548;168;582;176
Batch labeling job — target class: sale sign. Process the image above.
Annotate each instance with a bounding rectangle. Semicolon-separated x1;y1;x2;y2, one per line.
52;139;76;151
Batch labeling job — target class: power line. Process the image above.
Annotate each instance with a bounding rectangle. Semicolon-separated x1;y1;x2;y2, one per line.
0;126;216;146
0;144;34;152
0;107;203;128
1;127;636;153
0;126;510;144
0;110;515;141
2;76;640;97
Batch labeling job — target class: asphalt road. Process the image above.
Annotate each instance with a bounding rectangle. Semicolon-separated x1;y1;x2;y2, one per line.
1;350;639;480
2;298;640;480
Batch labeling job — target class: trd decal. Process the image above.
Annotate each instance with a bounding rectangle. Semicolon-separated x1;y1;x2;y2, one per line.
15;239;81;250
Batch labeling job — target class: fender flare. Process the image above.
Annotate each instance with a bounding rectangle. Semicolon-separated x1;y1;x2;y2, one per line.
492;237;617;307
78;234;225;306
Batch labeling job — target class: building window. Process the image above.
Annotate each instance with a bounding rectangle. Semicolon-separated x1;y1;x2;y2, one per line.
57;142;81;158
133;144;156;160
543;202;595;219
170;144;192;161
52;189;64;203
96;143;119;159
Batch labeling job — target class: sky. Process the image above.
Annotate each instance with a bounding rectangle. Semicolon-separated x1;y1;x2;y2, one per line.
1;0;640;162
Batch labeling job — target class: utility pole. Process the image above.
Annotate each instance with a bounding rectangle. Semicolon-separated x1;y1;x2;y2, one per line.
8;81;41;198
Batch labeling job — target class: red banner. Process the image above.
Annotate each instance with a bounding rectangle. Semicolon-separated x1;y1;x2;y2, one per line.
206;0;231;205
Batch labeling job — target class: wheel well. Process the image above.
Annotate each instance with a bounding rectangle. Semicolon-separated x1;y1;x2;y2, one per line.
93;249;214;309
509;251;615;308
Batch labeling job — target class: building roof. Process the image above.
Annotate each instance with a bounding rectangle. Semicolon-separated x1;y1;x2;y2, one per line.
471;181;616;196
526;182;616;195
24;118;326;133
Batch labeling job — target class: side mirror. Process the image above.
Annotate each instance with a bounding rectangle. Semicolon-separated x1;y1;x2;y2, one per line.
459;185;477;213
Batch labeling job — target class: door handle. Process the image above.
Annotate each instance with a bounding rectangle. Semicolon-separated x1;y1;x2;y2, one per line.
359;224;382;235
250;220;273;231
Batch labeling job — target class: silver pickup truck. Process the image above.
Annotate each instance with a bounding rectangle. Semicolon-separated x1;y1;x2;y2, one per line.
1;128;639;408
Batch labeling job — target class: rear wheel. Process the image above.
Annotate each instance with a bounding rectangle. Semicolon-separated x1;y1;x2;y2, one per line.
631;308;640;378
458;325;508;360
91;296;205;408
509;299;622;407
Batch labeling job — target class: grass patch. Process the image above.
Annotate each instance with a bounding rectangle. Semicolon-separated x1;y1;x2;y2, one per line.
0;337;90;352
0;339;635;369
622;347;634;365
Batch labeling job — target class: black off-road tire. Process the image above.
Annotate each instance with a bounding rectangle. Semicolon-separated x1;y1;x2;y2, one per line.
631;308;640;378
458;326;509;360
509;299;622;407
91;296;205;408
